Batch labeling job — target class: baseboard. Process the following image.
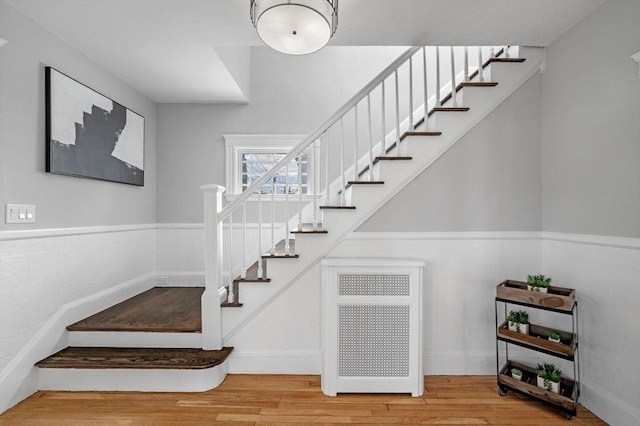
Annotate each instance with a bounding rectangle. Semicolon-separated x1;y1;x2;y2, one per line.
580;378;640;425
0;272;156;414
228;350;321;374
155;271;205;287
38;360;228;392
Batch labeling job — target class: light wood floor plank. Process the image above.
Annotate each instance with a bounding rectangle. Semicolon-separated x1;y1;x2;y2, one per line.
0;375;605;425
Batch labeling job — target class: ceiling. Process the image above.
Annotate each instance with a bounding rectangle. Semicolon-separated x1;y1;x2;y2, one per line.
5;0;606;103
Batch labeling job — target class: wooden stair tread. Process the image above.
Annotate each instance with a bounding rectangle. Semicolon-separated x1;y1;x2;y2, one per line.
234;260;270;283
488;57;526;63
402;131;442;139
319;205;356;209
347;180;384;185
376;156;412;161
432;107;470;112
66;287;203;333
460;81;498;87
36;346;233;370
291;223;327;233
262;239;298;258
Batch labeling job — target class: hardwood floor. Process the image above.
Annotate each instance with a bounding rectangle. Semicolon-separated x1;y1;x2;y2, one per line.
0;375;605;425
66;287;203;333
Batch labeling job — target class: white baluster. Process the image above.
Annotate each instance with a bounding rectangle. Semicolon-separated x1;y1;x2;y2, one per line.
394;69;401;156
435;46;441;106
381;80;387;154
298;152;303;230
450;46;457;107
367;94;374;181
241;201;247;278
423;46;429;130
339;118;346;206
464;46;469;82
270;169;275;254
353;104;359;181
504;45;510;59
284;163;290;256
257;190;264;279
312;145;318;228
409;56;414;131
227;215;234;304
490;47;495;59
478;46;484;83
324;131;330;204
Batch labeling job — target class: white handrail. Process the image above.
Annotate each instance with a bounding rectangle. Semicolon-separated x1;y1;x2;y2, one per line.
219;46;421;219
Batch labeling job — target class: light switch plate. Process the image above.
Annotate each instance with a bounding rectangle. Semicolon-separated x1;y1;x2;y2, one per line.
5;204;36;224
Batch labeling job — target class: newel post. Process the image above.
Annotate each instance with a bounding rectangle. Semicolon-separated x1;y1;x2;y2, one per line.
200;184;225;350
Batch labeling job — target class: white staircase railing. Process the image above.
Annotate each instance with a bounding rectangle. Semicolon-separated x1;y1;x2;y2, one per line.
201;45;513;350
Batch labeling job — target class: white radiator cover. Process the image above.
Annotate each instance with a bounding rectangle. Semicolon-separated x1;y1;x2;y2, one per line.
321;258;424;397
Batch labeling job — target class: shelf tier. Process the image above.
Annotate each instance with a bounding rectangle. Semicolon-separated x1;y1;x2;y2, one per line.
497;321;576;360
498;360;577;415
496;280;576;313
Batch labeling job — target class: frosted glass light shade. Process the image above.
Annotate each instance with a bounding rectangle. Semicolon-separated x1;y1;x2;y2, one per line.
251;0;338;55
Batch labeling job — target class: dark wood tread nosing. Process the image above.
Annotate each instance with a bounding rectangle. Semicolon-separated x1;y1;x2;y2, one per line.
291;229;328;234
261;253;299;258
489;57;526;63
403;131;442;137
347;180;385;185
36;347;234;370
376;156;413;161
319;205;356;209
460;82;498;87
234;278;271;283
221;302;244;308
432;107;470;112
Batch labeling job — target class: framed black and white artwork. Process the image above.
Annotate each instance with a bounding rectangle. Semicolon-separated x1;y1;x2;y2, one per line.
45;67;145;186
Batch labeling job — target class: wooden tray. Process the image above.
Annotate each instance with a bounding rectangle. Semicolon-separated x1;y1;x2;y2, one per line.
498;360;577;414
496;280;575;312
497;321;576;360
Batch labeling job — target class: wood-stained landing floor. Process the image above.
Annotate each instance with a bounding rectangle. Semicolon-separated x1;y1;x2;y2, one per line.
66;287;203;333
0;375;605;425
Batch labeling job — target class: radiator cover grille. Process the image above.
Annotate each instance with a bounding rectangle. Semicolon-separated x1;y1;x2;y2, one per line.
339;273;410;296
338;304;410;377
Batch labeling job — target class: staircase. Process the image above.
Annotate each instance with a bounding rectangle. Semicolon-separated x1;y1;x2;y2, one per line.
36;45;544;392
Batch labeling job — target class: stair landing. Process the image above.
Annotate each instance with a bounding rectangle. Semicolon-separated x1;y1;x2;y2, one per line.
67;287;203;333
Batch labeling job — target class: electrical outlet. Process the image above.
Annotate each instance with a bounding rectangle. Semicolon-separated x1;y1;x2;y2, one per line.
5;204;36;224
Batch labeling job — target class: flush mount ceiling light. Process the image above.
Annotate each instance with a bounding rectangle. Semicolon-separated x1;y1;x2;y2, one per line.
250;0;338;55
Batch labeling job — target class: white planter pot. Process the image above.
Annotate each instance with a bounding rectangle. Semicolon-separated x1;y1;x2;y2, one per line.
508;321;529;335
548;337;561;343
527;284;548;293
537;376;560;394
511;372;522;381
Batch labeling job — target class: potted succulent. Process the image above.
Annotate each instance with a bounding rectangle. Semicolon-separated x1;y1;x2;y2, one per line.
536;363;562;394
527;274;551;293
507;310;529;334
548;331;561;344
510;367;523;381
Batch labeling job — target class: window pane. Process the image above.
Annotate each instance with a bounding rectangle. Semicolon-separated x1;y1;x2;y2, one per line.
241;151;309;195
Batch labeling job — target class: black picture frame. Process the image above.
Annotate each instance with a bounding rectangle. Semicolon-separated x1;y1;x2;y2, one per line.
45;67;145;186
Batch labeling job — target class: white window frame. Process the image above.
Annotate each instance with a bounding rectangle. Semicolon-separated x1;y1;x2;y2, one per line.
224;134;314;201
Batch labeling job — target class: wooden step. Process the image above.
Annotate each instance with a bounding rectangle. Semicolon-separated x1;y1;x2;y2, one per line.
262;239;298;258
36;346;233;370
488;57;526;63
375;156;413;161
460;81;498;87
67;287;203;333
291;223;327;233
401;131;442;140
347;180;384;185
432;107;470;112
319;205;356;209
234;260;270;283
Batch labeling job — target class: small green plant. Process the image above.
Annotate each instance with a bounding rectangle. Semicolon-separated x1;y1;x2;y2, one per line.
549;331;561;341
507;310;529;333
537;362;562;386
511;368;522;376
527;274;551;291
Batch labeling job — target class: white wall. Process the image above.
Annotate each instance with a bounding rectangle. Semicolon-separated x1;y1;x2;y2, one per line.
0;2;158;414
541;0;640;238
0;2;157;230
156;46;407;223
360;74;542;232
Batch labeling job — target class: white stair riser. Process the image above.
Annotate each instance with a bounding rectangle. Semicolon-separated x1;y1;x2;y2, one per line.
39;360;228;392
67;331;202;348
